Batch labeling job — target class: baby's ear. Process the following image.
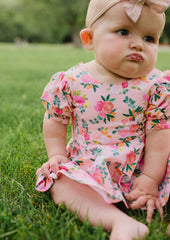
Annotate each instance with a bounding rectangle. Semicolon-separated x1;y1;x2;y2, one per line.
80;28;93;50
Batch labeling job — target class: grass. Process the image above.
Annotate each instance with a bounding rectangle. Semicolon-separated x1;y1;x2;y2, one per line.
0;43;170;240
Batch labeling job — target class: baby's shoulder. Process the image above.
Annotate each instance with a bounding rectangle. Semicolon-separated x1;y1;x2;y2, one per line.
64;62;88;81
49;63;86;88
144;68;170;94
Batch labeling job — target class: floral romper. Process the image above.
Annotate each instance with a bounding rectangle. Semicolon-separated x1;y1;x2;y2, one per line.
36;63;170;207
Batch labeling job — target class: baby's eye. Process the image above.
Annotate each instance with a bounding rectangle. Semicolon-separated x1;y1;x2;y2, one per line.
117;29;129;36
144;36;155;43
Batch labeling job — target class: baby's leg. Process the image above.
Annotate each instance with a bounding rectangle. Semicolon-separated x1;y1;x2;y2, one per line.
50;175;149;240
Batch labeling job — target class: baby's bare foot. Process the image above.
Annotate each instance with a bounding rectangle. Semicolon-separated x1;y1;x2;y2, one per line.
166;224;170;236
110;215;149;240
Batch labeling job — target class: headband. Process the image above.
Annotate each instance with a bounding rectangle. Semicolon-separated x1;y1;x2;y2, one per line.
88;0;170;27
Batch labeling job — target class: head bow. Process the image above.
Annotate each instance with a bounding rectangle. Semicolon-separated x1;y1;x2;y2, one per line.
125;0;170;22
86;0;170;27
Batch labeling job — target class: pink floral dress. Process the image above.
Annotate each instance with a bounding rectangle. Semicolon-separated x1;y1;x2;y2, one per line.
36;63;170;207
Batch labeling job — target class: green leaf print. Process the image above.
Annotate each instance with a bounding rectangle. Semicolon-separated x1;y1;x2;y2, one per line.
89;118;100;124
132;87;141;91
80;83;99;92
79;107;86;114
123;96;136;108
82;119;88;130
123;107;143;121
74;90;81;96
46;101;51;110
90;148;102;157
107;113;116;121
75;160;84;166
134;148;140;155
150;119;161;129
106;94;110;101
101;96;106;102
93;85;99;92
154;93;161;102
53;95;61;107
101;94;115;102
125;164;132;173
119;136;136;147
135;106;143;113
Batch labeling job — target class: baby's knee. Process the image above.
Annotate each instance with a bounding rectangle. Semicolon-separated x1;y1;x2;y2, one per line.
50;181;63;204
50;175;72;204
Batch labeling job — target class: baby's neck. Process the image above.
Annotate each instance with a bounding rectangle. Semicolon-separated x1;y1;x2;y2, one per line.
84;60;130;84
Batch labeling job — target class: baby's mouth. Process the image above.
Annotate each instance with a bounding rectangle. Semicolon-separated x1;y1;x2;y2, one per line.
127;53;144;62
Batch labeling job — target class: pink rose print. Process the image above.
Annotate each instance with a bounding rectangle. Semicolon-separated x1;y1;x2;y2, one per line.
119;129;129;138
73;95;85;106
72;147;79;156
121;118;129;124
165;74;170;81
94;95;116;123
80;127;90;141
95;101;104;112
103;102;114;114
82;75;92;83
126;151;136;164
143;94;149;102
121;182;132;194
41;91;50;101
121;82;128;89
53;107;63;115
93;168;103;185
130;125;140;132
84;133;90;141
80;127;86;135
95;101;114;116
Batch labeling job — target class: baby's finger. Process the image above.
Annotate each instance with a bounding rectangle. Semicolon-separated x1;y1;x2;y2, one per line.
146;199;154;223
155;200;164;218
130;195;148;209
126;189;142;201
36;168;41;177
50;160;59;173
59;156;68;163
41;162;51;177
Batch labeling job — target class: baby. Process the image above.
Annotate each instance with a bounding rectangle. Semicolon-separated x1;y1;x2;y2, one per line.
36;0;170;239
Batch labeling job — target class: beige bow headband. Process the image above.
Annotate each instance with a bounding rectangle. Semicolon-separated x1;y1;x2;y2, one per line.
86;0;170;27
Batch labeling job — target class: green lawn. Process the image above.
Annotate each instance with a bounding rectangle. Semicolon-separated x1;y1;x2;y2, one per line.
0;43;170;240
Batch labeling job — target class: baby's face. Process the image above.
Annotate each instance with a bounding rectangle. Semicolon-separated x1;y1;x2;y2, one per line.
91;2;165;79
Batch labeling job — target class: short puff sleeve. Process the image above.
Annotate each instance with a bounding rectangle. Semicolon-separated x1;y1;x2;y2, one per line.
145;71;170;129
41;72;73;125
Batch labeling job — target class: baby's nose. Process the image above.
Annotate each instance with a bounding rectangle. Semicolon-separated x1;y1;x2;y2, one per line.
129;37;144;51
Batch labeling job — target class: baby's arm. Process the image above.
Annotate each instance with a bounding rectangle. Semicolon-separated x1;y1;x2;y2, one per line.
142;128;170;186
36;116;68;179
126;128;170;222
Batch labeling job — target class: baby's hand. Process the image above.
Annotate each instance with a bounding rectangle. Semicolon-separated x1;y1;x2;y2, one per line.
126;174;163;223
36;155;68;180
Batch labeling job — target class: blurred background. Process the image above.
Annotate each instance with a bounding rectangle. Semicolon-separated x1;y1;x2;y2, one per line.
0;0;170;47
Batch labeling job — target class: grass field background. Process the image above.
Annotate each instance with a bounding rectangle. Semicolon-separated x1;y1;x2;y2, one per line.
0;43;170;240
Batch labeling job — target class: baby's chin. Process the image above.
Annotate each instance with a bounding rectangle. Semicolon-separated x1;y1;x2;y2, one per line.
116;64;155;80
120;70;153;80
